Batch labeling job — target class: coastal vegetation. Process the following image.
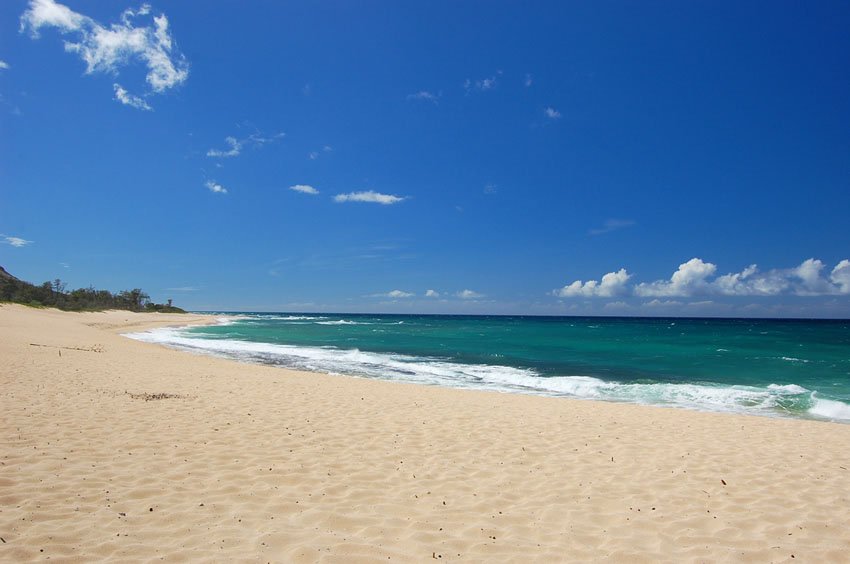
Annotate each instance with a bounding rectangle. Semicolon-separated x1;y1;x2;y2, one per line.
0;266;186;313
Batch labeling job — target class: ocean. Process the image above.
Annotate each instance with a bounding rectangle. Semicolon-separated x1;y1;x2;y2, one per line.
128;313;850;423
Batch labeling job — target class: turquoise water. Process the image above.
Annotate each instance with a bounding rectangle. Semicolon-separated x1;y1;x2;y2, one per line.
129;314;850;422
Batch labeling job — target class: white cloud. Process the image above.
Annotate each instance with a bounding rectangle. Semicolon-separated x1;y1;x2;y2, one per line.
20;0;85;34
792;258;834;296
113;83;151;110
786;258;850;296
635;258;717;297
309;151;319;160
524;73;532;87
635;257;850;298
712;259;850;297
713;264;787;296
554;268;631;298
21;0;189;106
165;286;199;292
407;90;438;103
425;289;439;298
456;289;484;299
368;290;414;299
831;260;850;294
387;290;413;298
2;235;33;247
205;180;227;194
589;219;635;235
289;184;319;195
207;136;241;158
334;190;406;205
544;107;561;119
0;61;9;70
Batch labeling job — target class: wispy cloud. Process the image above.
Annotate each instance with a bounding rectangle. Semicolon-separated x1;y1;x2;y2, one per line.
524;73;532;87
2;235;33;247
553;269;631;298
0;61;9;70
407;90;439;104
165;286;199;292
113;83;151;110
456;289;484;299
289;184;319;195
589;219;635;235
207;136;241;158
464;71;502;93
334;190;406;205
204;180;227;194
207;130;284;158
371;290;414;299
425;289;440;298
544;106;561;120
20;0;189;109
483;183;498;195
309;145;333;160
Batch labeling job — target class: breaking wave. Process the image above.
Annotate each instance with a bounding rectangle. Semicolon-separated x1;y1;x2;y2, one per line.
126;327;850;423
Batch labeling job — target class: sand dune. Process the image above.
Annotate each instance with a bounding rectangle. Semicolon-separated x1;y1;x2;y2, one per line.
1;304;849;562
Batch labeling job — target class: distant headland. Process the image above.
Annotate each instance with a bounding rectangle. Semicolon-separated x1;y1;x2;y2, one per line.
0;266;186;313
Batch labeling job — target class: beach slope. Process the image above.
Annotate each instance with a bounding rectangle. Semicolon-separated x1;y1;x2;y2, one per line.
1;304;848;562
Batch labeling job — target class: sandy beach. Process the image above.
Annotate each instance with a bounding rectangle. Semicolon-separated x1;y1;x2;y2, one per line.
1;304;849;562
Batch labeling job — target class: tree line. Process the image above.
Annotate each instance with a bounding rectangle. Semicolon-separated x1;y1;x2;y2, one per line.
0;266;186;313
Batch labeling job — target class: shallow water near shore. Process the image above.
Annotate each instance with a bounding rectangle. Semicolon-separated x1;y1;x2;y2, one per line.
128;313;850;422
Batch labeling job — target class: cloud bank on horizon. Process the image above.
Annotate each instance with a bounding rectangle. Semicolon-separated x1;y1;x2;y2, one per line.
19;0;188;109
556;258;850;300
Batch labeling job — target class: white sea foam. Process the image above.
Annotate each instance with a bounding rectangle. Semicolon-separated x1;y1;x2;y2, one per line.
808;396;850;421
767;384;809;394
124;327;850;422
253;315;328;321
316;320;367;325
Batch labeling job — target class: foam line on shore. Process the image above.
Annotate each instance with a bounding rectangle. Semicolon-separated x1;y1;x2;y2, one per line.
127;326;850;422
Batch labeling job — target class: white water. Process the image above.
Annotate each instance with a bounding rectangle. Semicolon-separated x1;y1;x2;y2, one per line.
126;327;850;423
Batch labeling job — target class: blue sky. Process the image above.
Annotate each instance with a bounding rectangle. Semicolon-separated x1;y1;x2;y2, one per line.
1;0;849;317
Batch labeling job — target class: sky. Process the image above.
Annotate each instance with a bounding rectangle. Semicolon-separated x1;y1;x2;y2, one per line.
1;0;849;317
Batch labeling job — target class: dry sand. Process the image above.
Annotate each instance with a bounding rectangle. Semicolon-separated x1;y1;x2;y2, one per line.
1;304;849;562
